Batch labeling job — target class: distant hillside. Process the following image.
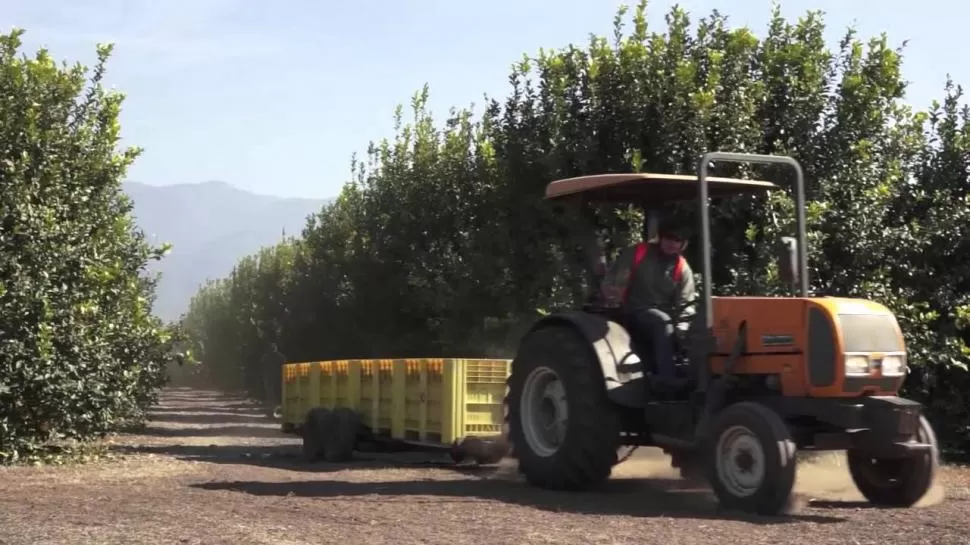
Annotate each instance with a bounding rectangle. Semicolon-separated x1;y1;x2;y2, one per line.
124;181;331;321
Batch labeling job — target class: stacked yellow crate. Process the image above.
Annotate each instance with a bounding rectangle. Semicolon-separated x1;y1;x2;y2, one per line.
281;358;511;446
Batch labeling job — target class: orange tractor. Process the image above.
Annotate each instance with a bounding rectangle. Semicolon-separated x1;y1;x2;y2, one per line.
504;152;939;515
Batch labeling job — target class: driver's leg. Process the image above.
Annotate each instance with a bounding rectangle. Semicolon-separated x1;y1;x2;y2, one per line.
624;308;657;368
626;308;675;379
639;308;676;383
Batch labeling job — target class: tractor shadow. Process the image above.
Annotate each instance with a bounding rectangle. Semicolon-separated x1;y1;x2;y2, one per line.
192;470;846;524
806;500;874;509
110;442;465;473
140;388;850;524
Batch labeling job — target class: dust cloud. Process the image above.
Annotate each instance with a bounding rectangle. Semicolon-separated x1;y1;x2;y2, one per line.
480;447;946;513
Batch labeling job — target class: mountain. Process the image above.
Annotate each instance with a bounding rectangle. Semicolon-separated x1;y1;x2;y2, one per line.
123;181;332;321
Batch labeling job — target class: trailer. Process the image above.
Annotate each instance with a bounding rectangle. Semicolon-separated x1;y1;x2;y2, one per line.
281;358;511;464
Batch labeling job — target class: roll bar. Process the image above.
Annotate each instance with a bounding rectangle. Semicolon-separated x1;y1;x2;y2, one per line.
696;152;809;330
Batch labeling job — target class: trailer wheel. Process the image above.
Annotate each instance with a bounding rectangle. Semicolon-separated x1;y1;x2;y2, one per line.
506;324;620;490
324;407;360;463
705;402;797;515
847;414;939;507
302;407;332;462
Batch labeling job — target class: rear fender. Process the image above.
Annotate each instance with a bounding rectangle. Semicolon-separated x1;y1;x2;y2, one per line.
522;311;646;408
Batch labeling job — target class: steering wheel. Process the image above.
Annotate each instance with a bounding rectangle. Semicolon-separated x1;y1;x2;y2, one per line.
670;299;700;327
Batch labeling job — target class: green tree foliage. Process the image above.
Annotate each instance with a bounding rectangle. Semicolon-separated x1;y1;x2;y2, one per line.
0;30;184;462
180;4;970;452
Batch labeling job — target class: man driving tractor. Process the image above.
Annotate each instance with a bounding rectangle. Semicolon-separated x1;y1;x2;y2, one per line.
508;163;938;515
600;215;697;393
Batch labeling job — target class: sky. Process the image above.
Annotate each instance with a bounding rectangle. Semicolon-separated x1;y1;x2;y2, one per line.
3;0;967;200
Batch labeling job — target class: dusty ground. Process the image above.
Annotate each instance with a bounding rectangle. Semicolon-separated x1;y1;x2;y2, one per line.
1;389;969;545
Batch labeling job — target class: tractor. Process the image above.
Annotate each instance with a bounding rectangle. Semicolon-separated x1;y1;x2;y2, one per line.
504;152;939;515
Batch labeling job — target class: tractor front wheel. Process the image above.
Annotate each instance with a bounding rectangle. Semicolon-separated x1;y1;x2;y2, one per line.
847;414;939;507
705;402;797;515
506;325;620;490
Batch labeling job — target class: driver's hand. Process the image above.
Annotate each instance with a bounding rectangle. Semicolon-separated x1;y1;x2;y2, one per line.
674;324;690;345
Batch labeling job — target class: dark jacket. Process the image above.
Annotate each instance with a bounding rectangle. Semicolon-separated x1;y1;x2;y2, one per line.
600;242;697;332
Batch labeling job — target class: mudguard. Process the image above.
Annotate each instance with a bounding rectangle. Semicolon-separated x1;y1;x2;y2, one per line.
520;311;647;408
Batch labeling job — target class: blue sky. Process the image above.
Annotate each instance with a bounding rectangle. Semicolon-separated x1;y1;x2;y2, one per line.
4;0;966;199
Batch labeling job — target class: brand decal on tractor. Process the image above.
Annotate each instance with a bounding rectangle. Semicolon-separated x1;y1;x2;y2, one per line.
761;334;795;347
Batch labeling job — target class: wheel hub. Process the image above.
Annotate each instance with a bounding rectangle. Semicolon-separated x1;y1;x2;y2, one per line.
520;366;569;458
735;449;755;473
715;425;766;498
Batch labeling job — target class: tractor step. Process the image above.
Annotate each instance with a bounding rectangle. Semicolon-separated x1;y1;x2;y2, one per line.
644;400;695;442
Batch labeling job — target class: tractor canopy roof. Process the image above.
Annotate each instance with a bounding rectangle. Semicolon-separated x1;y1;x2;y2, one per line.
544;172;780;203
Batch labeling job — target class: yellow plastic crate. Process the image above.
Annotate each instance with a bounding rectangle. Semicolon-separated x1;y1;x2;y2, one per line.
281;358;511;445
282;363;300;424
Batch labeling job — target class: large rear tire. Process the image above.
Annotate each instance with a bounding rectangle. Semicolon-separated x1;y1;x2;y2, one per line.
705;402;797;515
505;324;620;490
847;414;939;507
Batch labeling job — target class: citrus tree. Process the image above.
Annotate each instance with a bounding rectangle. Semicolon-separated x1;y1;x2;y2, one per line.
0;30;183;462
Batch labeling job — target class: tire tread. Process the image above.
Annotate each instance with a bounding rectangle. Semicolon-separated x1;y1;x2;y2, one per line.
505;325;621;491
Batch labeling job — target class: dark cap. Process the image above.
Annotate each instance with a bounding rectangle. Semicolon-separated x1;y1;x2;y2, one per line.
658;217;692;240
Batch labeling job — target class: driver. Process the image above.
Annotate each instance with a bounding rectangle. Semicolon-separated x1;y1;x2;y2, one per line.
601;217;697;392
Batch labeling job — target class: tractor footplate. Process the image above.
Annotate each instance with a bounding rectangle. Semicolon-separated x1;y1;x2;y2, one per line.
644;401;694;441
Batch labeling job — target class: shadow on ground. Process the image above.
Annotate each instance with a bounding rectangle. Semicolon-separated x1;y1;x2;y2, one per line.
149;404;262;414
149;412;273;425
134;425;287;439
135;388;281;439
155;388;264;408
192;475;847;525
109;443;461;472
113;439;900;519
138;388;868;526
807;500;877;509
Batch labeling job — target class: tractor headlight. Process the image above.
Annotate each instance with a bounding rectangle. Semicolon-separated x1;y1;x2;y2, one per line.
844;355;871;376
880;354;907;377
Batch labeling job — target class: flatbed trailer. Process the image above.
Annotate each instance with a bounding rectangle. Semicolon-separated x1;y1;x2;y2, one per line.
281;358;511;464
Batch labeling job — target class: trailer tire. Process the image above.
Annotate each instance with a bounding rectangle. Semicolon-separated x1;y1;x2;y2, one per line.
302;407;332;462
324;407;360;463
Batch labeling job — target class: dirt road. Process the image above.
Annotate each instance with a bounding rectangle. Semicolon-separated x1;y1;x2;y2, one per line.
0;388;968;545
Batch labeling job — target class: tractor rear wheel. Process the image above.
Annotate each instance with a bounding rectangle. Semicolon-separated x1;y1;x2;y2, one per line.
506;324;620;490
705;402;797;515
847;414;939;507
